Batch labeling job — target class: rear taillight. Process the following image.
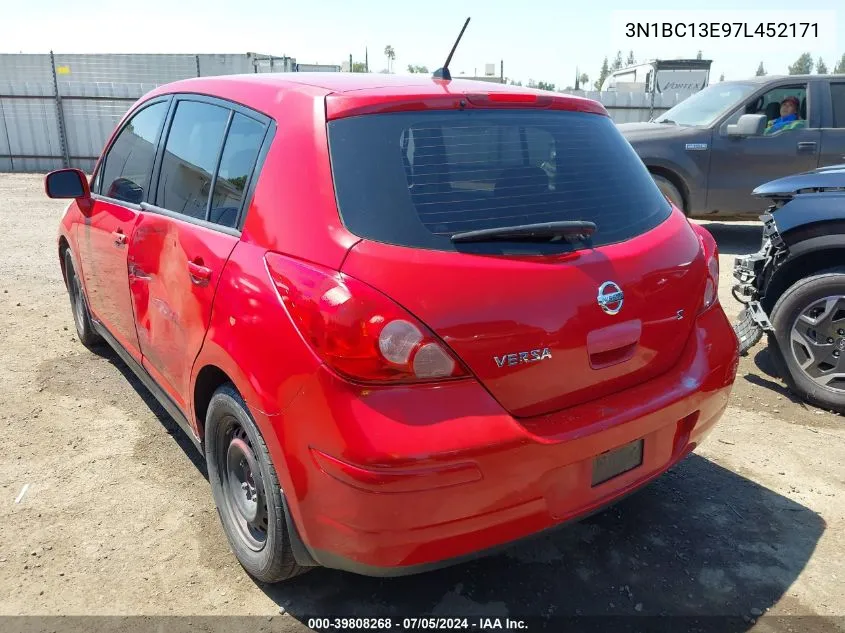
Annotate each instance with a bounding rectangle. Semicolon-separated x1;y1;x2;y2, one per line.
264;253;468;384
702;251;719;311
691;224;720;313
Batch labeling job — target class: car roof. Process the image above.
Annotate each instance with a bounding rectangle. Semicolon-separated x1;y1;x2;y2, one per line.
158;71;550;94
144;72;607;119
733;73;845;84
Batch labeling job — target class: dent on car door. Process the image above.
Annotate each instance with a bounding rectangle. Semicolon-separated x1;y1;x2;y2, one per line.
77;98;170;359
128;98;269;415
819;82;845;167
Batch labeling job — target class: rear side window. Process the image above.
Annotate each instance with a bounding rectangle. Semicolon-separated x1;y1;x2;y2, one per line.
327;110;671;252
210;113;266;228
99;101;168;204
156;101;229;219
832;83;845;128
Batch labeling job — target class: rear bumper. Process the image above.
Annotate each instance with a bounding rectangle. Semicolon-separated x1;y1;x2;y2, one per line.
270;305;739;575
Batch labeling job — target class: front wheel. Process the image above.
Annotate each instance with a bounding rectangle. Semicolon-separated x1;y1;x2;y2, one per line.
205;384;309;583
652;174;685;214
769;273;845;414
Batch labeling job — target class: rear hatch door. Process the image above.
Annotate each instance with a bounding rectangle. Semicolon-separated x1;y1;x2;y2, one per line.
328;104;707;417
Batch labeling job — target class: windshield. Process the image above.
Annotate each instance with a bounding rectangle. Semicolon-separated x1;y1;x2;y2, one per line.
653;82;757;126
327;109;671;253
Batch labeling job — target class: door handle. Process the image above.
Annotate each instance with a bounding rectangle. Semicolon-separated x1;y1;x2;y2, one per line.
187;260;212;285
112;230;127;246
797;141;817;153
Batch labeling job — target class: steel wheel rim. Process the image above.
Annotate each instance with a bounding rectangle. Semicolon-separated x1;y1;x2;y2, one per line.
789;294;845;392
217;419;269;552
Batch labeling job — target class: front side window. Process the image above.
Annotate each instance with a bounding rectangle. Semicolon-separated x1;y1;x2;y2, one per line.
99;101;168;204
209;113;266;228
156;101;229;219
746;85;807;135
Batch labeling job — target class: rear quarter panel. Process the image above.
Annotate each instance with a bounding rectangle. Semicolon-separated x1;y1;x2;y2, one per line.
236;86;359;270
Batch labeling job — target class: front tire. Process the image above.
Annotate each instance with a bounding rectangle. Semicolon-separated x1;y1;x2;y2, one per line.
63;249;101;349
652;174;685;213
769;272;845;414
205;384;308;583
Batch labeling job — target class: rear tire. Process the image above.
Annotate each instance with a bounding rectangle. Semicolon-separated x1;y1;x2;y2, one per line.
652;174;685;213
63;249;101;349
205;383;309;583
769;272;845;414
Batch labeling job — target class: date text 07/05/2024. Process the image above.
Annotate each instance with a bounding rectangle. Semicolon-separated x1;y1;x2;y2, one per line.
307;617;528;630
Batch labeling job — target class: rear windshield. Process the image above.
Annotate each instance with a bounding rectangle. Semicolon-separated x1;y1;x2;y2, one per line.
327;109;672;252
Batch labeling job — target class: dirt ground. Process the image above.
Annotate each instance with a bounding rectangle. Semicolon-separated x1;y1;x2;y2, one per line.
0;173;843;631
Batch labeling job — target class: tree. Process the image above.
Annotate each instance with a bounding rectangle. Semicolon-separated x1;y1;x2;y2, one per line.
626;51;636;66
816;57;828;74
835;53;845;74
755;62;766;76
788;52;813;75
407;64;429;73
610;50;623;71
594;56;610;90
535;80;555;91
696;50;703;60
383;45;396;73
579;72;589;87
719;73;725;82
352;61;368;73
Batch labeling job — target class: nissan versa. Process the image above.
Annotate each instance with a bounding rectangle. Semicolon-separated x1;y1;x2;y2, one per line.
46;72;739;582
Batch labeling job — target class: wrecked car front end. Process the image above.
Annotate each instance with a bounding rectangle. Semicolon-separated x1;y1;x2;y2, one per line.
733;165;845;355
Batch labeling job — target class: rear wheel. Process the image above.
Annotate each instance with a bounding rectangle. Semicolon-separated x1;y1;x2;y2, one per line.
652;174;685;213
205;383;308;583
63;249;101;349
769;272;845;413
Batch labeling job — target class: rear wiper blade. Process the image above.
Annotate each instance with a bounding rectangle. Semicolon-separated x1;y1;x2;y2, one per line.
450;221;597;244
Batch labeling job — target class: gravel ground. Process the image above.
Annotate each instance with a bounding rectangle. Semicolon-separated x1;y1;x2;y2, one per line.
0;173;843;631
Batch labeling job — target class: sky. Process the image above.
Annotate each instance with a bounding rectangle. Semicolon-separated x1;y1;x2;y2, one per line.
2;0;843;89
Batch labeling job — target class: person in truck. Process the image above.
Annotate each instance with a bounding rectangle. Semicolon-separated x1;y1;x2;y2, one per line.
764;96;805;134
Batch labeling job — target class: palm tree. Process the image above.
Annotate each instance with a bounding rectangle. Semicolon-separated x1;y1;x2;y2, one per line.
384;45;396;73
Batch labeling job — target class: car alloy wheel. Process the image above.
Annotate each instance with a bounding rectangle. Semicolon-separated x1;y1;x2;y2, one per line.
789;294;845;392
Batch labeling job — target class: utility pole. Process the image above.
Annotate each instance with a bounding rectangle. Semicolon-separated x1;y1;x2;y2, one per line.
349;53;353;72
500;60;503;83
365;47;369;72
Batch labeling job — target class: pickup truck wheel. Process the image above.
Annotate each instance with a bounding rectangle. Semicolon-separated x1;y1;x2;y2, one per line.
205;383;309;583
652;175;685;213
769;272;845;414
63;250;101;349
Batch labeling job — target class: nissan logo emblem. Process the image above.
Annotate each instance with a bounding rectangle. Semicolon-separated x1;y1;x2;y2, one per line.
597;281;624;315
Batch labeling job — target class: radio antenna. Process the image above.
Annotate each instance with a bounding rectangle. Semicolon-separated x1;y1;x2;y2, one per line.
433;17;471;81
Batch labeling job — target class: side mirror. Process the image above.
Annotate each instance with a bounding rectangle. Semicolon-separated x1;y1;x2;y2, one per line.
727;114;767;138
45;168;90;200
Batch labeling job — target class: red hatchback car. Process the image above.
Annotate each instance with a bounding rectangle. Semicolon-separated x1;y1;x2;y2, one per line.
46;73;739;582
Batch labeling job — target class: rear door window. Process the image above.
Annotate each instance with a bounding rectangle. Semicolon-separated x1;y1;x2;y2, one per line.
327;109;671;252
156;100;229;219
831;83;845;128
99;101;168;204
209;113;266;228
